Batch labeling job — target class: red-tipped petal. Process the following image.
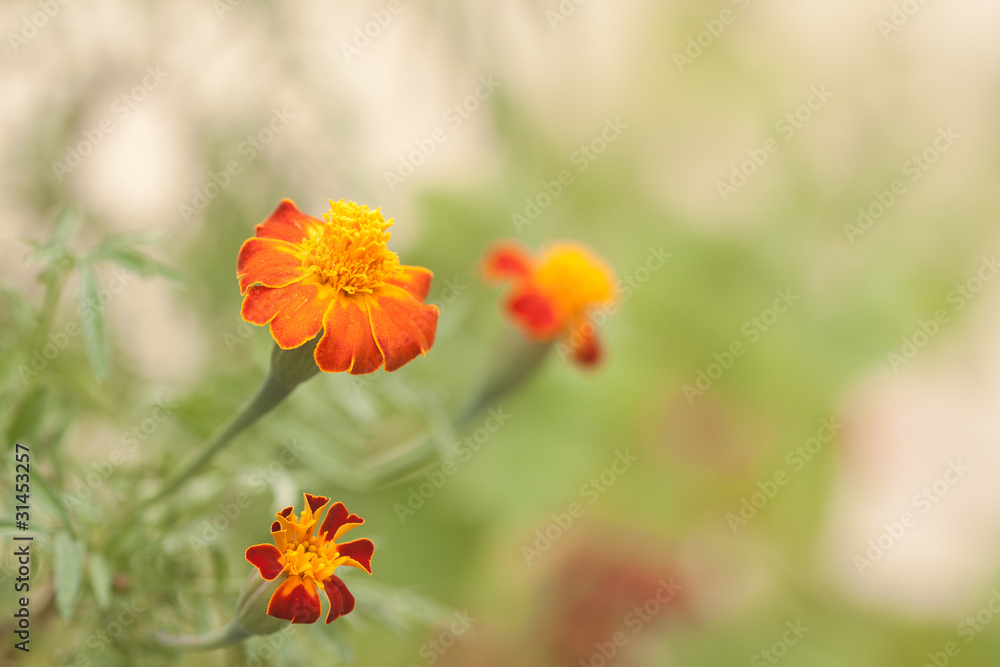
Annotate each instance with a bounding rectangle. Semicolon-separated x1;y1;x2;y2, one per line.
320;502;364;541
322;575;356;624
267;576;322;624
507;285;563;339
255;199;323;244
366;286;438;372
386;265;434;303
305;494;330;513
337;538;374;574
313;294;384;375
483;242;534;283
237;237;307;294
568;318;602;366
277;507;293;518
246;544;285;581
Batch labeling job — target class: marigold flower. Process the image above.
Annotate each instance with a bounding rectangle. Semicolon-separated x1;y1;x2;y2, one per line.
483;241;616;366
245;494;374;624
238;199;438;374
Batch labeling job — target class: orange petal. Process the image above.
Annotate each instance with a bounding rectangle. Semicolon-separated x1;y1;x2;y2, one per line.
268;284;333;349
482;242;534;283
267;575;322;624
241;283;332;349
336;538;374;574
366;286;438;372
313;294;384;374
386;265;434;303
322;575;356;624
507;284;563;339
237;237;307;294
255;199;322;244
246;544;285;581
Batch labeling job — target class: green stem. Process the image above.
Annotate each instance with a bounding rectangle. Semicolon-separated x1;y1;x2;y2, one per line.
459;335;552;423
356;335;552;488
152;620;250;652
140;371;296;511
139;338;321;511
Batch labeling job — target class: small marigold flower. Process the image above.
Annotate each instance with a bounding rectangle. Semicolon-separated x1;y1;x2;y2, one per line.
238;199;439;374
483;241;616;366
245;494;374;624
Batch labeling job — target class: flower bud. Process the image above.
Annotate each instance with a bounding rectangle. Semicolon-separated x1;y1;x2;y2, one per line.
234;569;288;637
269;337;321;388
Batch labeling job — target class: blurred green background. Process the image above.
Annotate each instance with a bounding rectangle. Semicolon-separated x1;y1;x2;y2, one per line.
3;0;1000;665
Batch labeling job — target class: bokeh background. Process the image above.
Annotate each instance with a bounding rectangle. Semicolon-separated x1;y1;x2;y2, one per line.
3;0;1000;665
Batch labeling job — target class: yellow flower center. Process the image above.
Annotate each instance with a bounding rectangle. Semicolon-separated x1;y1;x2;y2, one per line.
298;199;400;294
535;244;615;317
282;534;340;583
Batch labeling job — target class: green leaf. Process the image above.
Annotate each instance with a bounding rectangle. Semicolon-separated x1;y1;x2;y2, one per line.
31;467;75;538
53;533;85;620
87;553;112;610
90;238;184;283
6;387;46;445
77;261;109;381
51;207;81;248
30;208;81;266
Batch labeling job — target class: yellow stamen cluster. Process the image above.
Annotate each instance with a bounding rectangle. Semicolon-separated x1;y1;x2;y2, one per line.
299;199;400;294
535;245;615;316
282;533;341;582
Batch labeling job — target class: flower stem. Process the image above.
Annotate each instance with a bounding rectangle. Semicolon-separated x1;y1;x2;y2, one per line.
140;370;296;510
140;338;322;513
460;333;552;423
152;620;251;652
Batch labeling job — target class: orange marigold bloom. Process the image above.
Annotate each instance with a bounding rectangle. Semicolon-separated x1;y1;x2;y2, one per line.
245;494;374;624
238;199;438;374
483;241;616;366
